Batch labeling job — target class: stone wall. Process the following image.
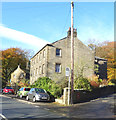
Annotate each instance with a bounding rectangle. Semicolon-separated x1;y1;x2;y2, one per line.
62;86;116;104
73;86;116;104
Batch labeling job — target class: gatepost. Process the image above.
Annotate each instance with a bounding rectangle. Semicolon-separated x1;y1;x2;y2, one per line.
64;67;71;105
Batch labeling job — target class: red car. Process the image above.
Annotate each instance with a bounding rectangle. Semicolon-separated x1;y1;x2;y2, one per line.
3;87;14;94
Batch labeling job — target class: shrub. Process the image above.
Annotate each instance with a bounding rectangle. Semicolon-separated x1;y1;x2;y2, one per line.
29;77;62;98
110;79;116;85
16;79;30;88
88;75;103;88
74;77;92;91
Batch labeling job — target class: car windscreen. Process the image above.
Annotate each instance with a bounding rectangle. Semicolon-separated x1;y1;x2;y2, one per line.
25;88;30;91
5;87;13;89
35;88;45;93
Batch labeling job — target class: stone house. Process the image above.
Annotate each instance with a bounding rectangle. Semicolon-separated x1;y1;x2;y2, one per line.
11;65;26;86
30;28;95;85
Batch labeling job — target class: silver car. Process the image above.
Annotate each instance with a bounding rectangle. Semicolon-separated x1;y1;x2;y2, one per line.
26;88;50;102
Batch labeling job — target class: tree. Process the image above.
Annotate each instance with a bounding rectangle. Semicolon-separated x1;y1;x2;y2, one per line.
88;41;116;82
18;79;30;88
1;48;31;87
96;41;116;81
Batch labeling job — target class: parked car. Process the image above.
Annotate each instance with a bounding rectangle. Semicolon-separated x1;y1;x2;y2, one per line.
3;86;14;94
16;87;31;98
26;88;50;102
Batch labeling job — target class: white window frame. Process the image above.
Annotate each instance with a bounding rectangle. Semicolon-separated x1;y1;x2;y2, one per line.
55;63;61;73
56;48;61;56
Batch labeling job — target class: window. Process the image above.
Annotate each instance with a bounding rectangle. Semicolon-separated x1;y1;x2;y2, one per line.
20;73;24;79
43;50;45;58
19;87;23;91
5;87;13;89
35;88;45;93
40;52;42;60
39;66;41;75
24;88;30;91
56;48;61;56
13;75;16;78
36;68;38;75
38;55;39;61
36;56;38;63
30;88;34;92
34;69;35;76
39;53;41;60
55;63;61;73
42;64;45;74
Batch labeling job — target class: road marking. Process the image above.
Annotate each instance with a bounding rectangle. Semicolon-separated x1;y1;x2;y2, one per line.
102;100;108;102
62;113;67;116
44;108;50;110
35;105;40;108
0;114;8;120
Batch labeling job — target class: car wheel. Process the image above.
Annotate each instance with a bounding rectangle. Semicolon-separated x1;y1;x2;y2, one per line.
33;96;36;102
20;94;23;98
26;96;29;101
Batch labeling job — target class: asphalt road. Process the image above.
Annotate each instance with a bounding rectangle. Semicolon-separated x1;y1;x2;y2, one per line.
0;94;65;119
0;94;115;120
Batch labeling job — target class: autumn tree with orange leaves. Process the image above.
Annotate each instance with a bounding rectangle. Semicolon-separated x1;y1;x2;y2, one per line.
88;41;116;84
1;48;31;87
96;41;116;82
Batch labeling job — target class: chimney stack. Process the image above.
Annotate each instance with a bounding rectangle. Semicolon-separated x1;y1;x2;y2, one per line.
67;27;77;37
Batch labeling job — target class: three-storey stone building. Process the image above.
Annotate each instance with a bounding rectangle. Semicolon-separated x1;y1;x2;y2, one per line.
30;28;94;84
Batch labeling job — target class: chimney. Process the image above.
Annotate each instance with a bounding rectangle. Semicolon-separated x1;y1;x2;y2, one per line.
67;27;77;37
26;61;30;70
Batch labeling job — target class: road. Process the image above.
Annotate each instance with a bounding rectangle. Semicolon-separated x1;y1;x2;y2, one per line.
0;94;115;120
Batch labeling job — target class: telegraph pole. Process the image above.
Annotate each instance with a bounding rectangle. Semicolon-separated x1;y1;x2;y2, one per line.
71;1;74;104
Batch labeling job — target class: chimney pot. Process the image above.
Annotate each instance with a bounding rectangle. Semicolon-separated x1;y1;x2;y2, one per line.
67;27;77;37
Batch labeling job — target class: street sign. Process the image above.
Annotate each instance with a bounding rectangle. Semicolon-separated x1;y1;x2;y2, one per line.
66;67;70;77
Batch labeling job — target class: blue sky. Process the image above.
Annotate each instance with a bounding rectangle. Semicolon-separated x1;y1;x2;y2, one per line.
0;1;114;54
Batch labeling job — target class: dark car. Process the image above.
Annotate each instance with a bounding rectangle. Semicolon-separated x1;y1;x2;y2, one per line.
3;86;14;94
26;88;50;102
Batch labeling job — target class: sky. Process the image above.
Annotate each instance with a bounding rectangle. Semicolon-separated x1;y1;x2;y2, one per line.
0;1;114;54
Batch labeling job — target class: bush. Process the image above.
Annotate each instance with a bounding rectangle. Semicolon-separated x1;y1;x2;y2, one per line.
29;77;62;98
74;77;92;91
110;79;116;85
88;75;103;88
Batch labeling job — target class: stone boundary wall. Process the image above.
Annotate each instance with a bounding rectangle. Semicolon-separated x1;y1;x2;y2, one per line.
73;85;116;104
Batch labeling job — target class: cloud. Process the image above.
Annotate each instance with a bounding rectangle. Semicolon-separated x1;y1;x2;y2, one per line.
0;25;49;48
